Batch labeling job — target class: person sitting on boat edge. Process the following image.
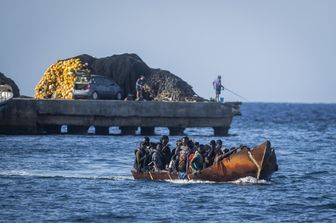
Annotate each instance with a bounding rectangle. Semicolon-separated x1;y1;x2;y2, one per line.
190;144;206;174
142;136;150;148
133;142;150;172
133;136;158;172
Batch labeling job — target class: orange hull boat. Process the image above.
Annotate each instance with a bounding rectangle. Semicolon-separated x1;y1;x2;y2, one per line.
131;141;278;182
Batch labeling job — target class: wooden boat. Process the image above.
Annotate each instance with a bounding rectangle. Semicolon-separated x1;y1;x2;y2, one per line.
131;141;278;182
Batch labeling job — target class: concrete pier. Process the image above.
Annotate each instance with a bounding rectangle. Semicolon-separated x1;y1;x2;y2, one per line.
0;99;241;135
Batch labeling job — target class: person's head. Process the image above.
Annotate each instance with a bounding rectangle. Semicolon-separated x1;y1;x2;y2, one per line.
198;144;205;154
156;144;162;151
216;139;222;147
143;136;150;146
182;136;189;146
176;139;182;146
140;75;145;80
218;75;221;79
187;140;194;150
191;142;199;153
204;144;211;152
160;135;169;145
210;140;216;148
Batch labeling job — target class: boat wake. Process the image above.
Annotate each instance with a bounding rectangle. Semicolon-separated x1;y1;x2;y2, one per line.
229;176;271;185
0;170;133;181
164;179;216;184
164;176;271;185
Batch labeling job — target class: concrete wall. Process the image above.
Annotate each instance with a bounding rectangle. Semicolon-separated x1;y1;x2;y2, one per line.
0;99;241;135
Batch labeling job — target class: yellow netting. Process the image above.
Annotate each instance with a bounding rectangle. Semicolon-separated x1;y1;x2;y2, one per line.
34;58;89;99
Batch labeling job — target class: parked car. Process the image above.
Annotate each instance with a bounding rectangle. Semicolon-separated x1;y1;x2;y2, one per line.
0;84;13;105
73;75;124;100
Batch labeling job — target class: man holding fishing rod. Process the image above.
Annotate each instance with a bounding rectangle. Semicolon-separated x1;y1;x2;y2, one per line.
213;75;224;102
212;75;249;102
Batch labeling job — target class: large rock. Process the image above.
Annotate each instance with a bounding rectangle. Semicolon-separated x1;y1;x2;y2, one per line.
148;68;203;101
0;72;20;97
73;54;204;101
75;54;151;96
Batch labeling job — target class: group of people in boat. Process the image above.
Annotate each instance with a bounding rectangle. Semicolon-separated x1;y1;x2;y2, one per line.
133;136;246;175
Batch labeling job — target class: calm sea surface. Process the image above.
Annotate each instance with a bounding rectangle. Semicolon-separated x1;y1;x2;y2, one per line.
1;103;335;222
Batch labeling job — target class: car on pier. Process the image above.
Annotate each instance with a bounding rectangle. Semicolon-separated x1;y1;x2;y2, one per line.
0;84;14;105
73;74;124;100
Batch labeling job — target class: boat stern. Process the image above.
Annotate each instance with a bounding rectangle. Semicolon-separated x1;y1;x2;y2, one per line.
258;141;278;180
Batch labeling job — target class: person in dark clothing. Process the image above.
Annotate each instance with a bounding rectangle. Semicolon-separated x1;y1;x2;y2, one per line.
133;142;150;172
168;140;182;173
151;144;165;172
172;139;182;156
142;136;157;151
215;139;223;156
210;140;216;151
194;142;200;151
160;135;171;169
143;136;150;147
135;75;145;100
204;144;215;168
188;140;195;152
207;140;217;165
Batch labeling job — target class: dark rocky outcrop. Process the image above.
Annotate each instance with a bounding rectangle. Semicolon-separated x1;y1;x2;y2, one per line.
73;54;204;101
148;69;203;101
0;72;20;97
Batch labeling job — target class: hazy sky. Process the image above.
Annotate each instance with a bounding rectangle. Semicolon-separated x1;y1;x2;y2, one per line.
1;0;335;103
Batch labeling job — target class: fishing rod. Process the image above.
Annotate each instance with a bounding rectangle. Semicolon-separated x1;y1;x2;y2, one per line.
223;87;249;102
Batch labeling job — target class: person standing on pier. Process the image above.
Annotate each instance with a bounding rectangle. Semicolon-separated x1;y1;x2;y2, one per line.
135;75;145;100
213;75;224;102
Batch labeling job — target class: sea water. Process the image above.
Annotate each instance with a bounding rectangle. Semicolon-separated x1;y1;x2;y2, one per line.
0;103;335;222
